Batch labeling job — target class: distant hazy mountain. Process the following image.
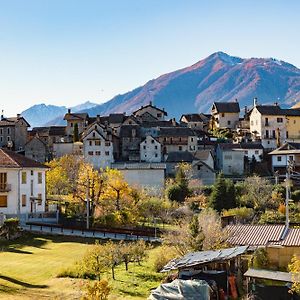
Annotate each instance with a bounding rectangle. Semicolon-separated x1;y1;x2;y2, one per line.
21;101;97;127
24;52;300;125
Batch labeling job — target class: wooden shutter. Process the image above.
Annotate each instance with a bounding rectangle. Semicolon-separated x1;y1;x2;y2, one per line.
0;195;7;207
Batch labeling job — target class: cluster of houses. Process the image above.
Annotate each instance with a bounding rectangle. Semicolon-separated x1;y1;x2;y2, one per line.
1;98;300;215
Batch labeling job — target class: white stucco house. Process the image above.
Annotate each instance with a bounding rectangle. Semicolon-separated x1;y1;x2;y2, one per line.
140;135;162;162
211;101;240;129
0;149;48;216
82;122;115;169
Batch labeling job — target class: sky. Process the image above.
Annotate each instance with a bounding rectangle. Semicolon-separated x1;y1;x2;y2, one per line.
1;0;300;116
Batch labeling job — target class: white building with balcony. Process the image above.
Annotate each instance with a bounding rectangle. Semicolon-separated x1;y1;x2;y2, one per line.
0;149;48;216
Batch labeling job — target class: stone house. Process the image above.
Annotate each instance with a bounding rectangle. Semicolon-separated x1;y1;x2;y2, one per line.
0;114;30;151
25;136;49;163
180;113;210;131
119;125;142;161
211;101;240;129
132;102;167;121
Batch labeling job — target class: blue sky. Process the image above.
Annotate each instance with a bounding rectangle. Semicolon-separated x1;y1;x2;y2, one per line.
1;0;300;116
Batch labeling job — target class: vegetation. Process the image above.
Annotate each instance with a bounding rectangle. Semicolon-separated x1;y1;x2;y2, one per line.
0;234;164;299
0;218;20;240
289;255;300;294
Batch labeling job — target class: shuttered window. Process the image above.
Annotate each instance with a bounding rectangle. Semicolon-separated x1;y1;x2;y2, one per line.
22;195;26;207
0;195;7;207
0;173;7;190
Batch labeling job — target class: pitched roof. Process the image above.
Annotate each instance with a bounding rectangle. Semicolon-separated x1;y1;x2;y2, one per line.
254;105;300;116
108;113;126;124
141;120;177;128
63;113;88;121
133;102;168;116
0;116;30;127
0;149;48;168
166;151;195;163
269;142;300;155
159;127;196;137
180;113;210;123
193;150;212;161
227;224;285;246
212;102;240;113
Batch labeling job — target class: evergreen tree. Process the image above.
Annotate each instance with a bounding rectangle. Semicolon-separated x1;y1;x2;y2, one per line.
73;123;79;142
209;173;237;212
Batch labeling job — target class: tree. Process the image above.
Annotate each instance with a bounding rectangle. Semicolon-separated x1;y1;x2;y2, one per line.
188;215;204;251
73;123;79;143
103;169;131;211
82;242;106;280
240;176;273;211
209;173;236;212
289;255;300;294
198;209;229;250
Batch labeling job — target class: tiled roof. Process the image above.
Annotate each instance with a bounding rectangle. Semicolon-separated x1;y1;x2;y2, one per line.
269;142;300;155
109;113;126;124
48;126;66;136
119;125;141;138
226;224;300;246
212;102;240;113
193;150;212;161
0;116;30;127
64;113;88;121
0;149;48;168
141;120;177;128
133;103;168;116
159;127;196;137
254;105;300;116
166;151;195;163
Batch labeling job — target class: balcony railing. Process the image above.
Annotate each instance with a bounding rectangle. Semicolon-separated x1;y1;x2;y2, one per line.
0;184;11;192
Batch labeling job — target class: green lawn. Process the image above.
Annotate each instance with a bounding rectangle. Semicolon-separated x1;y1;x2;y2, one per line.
0;234;165;299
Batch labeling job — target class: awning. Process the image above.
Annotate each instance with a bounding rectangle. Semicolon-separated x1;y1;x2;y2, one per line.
244;268;293;282
161;246;248;272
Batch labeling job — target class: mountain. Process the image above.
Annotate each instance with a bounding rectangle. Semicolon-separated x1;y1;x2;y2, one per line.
24;52;300;126
81;52;300;118
21;101;97;127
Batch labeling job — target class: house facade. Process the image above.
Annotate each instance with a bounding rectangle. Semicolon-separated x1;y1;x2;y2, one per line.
82;123;115;169
140;135;162;162
132;102;167;121
0;114;30;151
0;149;47;216
211;102;240;129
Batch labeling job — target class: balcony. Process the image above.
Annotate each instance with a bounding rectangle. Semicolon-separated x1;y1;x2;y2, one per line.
0;184;11;192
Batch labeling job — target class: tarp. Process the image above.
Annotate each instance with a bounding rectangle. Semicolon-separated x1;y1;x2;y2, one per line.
161;246;248;272
148;279;211;300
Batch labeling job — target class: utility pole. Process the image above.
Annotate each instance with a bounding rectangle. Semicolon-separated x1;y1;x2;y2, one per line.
285;159;294;228
86;179;90;230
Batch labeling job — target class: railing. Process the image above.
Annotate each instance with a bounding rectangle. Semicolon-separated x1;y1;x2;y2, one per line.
0;184;11;192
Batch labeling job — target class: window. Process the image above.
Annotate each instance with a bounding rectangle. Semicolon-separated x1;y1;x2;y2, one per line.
105;142;110;147
255;150;259;155
88;151;93;156
89;141;93;146
31;170;34;176
21;172;27;184
157;113;162;118
155;153;158;157
70;123;73;127
38;172;42;184
0;195;7;207
289;156;294;161
0;173;7;190
191;137;194;142
272;130;276;138
227;120;231;125
155;145;158;150
105;151;109;156
265;130;269;138
265;117;269;126
294;120;296;124
221;113;225;117
7;128;10;135
38;193;42;205
197;165;201;170
7;136;10;142
143;145;146;149
277;117;283;123
92;132;96;137
286;131;289;139
151;139;154;144
95;151;101;156
95;140;101;146
31;180;33;196
277;156;282;162
0;137;2;142
179;146;182;151
22;195;26;207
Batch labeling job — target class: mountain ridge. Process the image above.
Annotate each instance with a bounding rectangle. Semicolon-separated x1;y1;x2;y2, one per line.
22;52;300;125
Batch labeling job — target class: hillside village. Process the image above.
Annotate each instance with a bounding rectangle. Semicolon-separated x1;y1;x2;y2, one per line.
1;97;300;299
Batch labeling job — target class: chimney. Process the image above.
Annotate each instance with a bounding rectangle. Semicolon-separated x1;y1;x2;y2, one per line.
96;114;100;122
172;118;176;126
1;110;4;120
149;101;153;106
235;98;238;103
253;97;258;107
68;108;71;114
17;113;21;118
274;102;278;106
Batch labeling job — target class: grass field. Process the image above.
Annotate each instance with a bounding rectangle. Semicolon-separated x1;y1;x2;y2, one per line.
0;233;165;299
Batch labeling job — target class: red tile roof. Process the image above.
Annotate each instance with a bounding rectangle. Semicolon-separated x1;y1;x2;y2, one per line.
0;149;48;168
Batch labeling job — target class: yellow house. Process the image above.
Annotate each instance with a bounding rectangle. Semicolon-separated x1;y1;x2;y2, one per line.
286;112;300;140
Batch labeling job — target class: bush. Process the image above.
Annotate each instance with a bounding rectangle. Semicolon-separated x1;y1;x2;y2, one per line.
166;184;190;203
222;207;254;223
251;248;269;269
153;247;177;272
0;218;20;240
292;190;300;202
82;279;111;300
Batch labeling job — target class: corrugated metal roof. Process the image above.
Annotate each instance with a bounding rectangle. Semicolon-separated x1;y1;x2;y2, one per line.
161;246;248;272
277;228;300;246
244;268;293;282
227;225;285;246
